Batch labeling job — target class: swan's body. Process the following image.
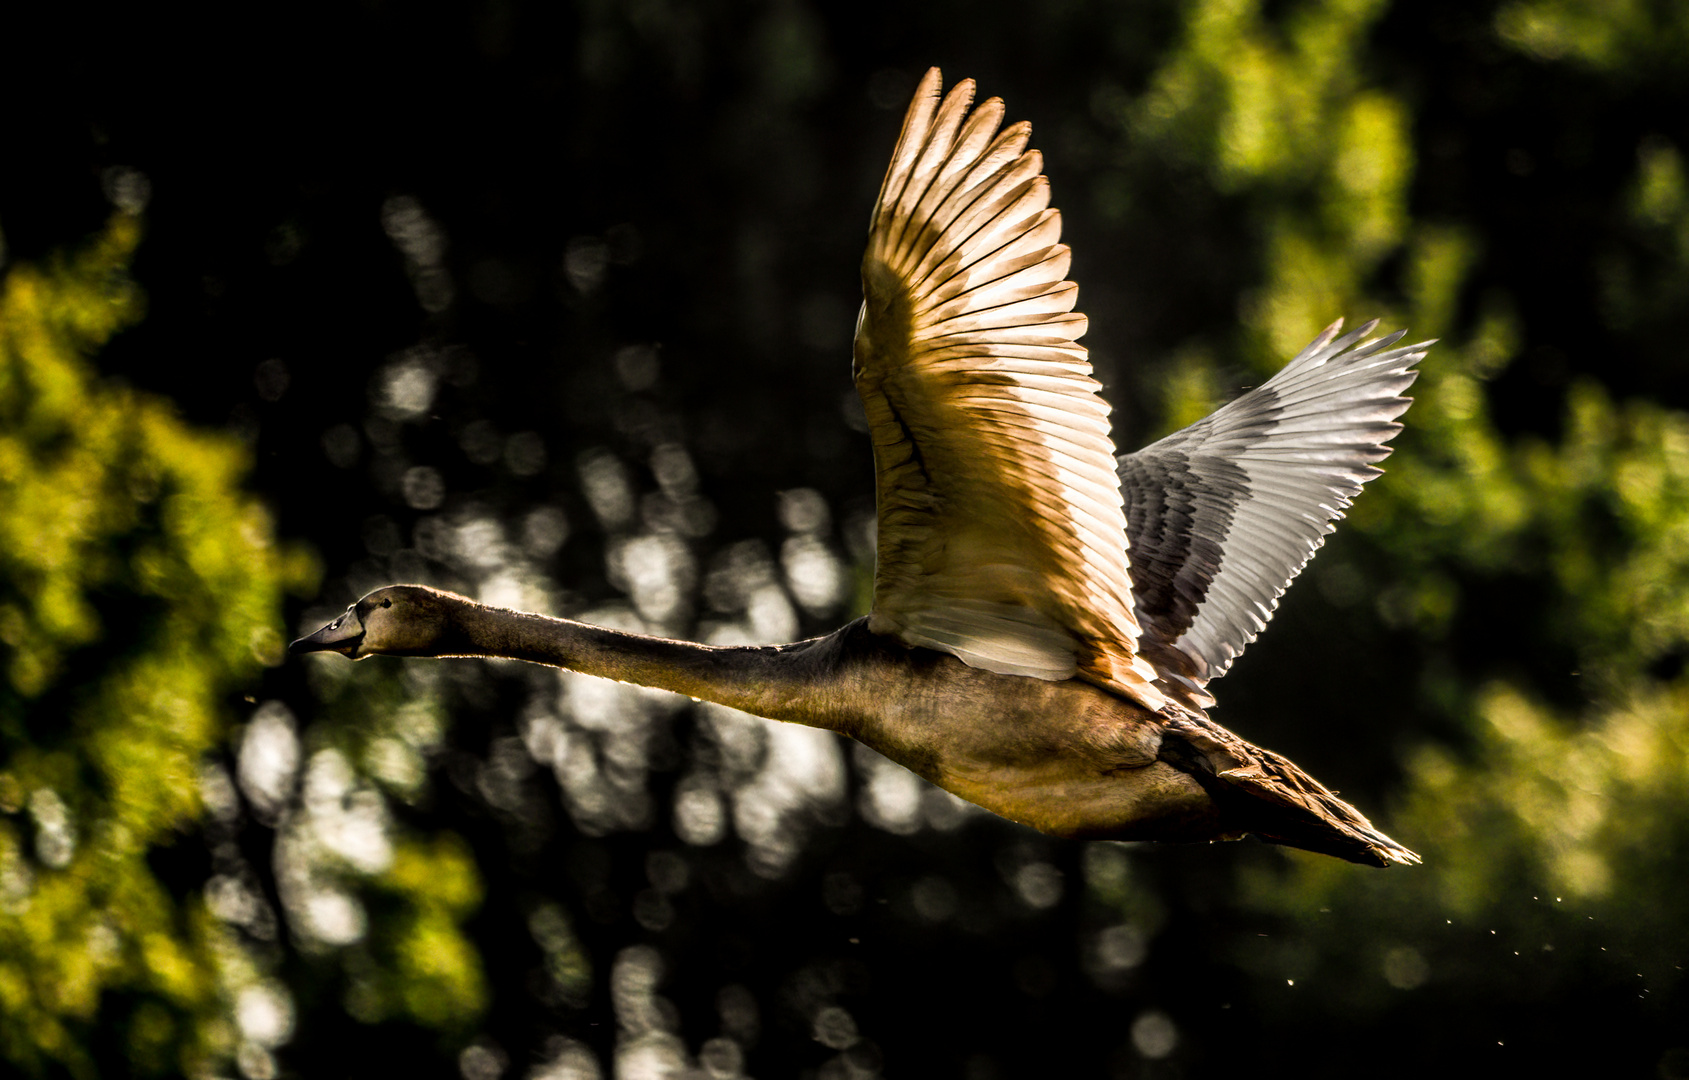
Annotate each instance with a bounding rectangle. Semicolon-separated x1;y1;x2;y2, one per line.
295;70;1427;866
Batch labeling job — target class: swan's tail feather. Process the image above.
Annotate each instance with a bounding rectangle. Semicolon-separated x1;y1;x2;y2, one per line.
1159;712;1419;867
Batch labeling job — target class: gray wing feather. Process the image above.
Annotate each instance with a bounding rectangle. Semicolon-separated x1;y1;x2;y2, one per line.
1118;320;1429;710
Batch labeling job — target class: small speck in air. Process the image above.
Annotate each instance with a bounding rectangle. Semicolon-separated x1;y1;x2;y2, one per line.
1286;979;1294;987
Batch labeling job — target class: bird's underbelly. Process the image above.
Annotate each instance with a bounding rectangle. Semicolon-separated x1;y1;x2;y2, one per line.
835;649;1227;843
824;628;1236;848
932;755;1224;842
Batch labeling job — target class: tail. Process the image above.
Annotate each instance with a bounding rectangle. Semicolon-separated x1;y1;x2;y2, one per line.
1160;713;1420;868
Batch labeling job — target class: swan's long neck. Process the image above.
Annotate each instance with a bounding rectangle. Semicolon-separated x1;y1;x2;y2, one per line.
438;602;854;733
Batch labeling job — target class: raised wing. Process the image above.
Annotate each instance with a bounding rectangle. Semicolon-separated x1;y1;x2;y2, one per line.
854;68;1165;711
1119;320;1428;710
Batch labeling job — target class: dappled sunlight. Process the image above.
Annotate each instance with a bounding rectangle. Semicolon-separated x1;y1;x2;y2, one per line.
782;534;846;616
1130;1009;1179;1060
531;1036;604;1080
1398;680;1689;910
853;744;923;835
381;196;454;314
729;714;847;877
544;701;661;834
578;448;638;531
609;533;695;629
238;701;300;822
597;943;756;1078
300;749;393;875
671;776;728;847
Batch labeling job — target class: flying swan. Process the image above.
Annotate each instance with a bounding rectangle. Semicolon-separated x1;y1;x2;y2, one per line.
295;69;1427;867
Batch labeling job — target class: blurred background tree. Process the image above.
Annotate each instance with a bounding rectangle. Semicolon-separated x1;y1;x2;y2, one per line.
0;215;315;1075
3;0;1688;1076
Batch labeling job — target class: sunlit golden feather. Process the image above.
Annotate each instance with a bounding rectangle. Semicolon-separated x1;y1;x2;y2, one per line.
854;69;1165;708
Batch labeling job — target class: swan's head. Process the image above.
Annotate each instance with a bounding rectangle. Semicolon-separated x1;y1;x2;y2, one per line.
289;585;466;659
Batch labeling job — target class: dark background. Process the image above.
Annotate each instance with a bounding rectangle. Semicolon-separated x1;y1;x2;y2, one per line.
7;1;1689;1077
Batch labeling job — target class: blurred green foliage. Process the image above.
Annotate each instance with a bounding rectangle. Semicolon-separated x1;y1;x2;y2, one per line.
1136;0;1689;1029
1130;0;1412;370
0;219;494;1077
1249;372;1689;1004
284;661;491;1036
0;214;309;1075
1496;0;1689;72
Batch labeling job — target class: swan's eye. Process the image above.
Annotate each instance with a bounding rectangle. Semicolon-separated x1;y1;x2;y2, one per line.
381;599;392;609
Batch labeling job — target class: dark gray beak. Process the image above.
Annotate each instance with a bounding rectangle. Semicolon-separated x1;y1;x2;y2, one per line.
289;607;365;657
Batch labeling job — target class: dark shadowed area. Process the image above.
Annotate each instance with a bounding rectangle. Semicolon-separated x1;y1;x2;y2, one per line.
4;1;1689;1077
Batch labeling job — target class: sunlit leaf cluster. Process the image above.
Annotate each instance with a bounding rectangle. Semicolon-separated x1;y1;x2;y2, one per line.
0;219;325;1076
